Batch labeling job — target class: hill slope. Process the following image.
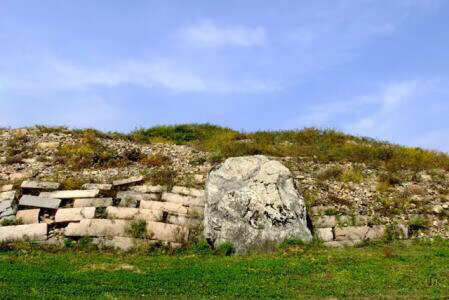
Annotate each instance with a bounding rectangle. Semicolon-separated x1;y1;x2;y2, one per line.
0;124;448;238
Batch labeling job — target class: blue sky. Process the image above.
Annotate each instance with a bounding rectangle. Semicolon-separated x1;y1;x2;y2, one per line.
1;0;448;152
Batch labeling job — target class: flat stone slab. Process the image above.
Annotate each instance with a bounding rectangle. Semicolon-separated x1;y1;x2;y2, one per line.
16;209;40;224
335;225;386;241
161;192;204;207
313;216;337;228
55;207;96;223
82;183;112;191
129;185;163;193
171;186;204;198
315;228;334;242
147;221;188;243
106;207;163;222
140;200;189;215
65;219;128;237
0;185;14;192
167;214;202;228
112;176;143;186
65;218;188;243
93;236;137;251
0;200;16;217
40;190;100;199
0;223;47;242
0;191;16;201
324;240;361;247
117;191;158;207
73;198;113;208
19;195;61;209
21;180;60;190
0;200;14;212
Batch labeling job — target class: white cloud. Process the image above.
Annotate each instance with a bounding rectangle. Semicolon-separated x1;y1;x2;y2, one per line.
1;57;280;96
293;79;449;151
179;20;266;47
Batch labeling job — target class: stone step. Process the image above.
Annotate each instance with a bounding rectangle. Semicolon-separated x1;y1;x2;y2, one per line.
140;200;188;215
312;216;337;228
161;192;204;207
0;200;17;218
315;227;333;242
73;198;113;208
112;176;143;186
117;191;158;207
335;225;386;241
0;223;47;242
65;219;128;237
55;207;96;223
19;195;61;209
21;180;60;190
65;219;188;242
16;209;40;224
40;190;100;199
146;221;188;243
0;185;14;192
166;214;202;228
81;183;112;191
106;207;163;222
129;185;163;193
171;186;204;198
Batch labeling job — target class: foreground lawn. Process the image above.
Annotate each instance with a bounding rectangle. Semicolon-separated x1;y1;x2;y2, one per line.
0;240;448;299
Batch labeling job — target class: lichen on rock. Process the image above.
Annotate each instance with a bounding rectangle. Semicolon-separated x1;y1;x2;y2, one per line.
204;155;312;253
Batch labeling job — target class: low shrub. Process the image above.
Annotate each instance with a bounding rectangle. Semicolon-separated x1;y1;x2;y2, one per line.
0;218;23;226
126;220;148;239
191;240;212;255
215;242;236;256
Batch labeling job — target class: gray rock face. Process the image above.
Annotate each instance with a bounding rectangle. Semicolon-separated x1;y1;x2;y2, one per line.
204;155;312;253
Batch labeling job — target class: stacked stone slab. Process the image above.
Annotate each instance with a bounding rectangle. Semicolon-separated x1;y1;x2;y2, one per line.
0;190;17;222
0;177;203;250
310;205;409;246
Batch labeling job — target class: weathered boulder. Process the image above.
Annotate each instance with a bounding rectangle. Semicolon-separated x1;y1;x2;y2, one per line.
204;155;312;253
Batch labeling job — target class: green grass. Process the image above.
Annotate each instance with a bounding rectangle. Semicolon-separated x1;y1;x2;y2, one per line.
0;239;447;299
33;123;449;172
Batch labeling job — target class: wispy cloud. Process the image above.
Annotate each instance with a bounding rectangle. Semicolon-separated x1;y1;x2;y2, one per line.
2;57;280;95
295;79;449;151
179;20;266;48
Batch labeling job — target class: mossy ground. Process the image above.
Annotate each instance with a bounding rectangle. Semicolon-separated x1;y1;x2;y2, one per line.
0;239;447;299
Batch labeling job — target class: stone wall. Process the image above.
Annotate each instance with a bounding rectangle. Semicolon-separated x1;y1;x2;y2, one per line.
0;178;204;250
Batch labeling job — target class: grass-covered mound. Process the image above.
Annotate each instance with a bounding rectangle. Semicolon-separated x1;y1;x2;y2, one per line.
31;123;449;172
0;239;447;298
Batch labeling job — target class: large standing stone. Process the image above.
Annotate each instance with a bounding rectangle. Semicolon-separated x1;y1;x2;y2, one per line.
204;155;312;253
19;195;61;209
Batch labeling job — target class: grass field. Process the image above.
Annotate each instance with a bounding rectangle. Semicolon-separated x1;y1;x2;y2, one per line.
0;239;448;299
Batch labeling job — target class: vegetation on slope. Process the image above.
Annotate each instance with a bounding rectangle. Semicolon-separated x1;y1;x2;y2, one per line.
30;123;449;172
0;239;447;298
